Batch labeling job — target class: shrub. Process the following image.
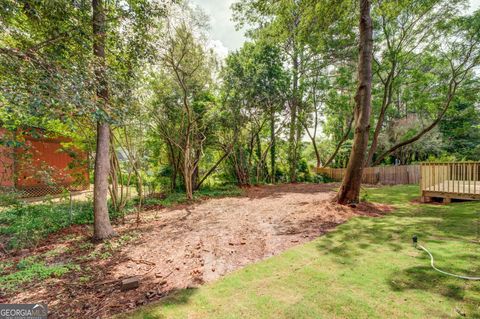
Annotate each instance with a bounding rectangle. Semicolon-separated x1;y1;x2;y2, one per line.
0;191;21;207
0;255;76;293
0;201;94;249
313;173;334;183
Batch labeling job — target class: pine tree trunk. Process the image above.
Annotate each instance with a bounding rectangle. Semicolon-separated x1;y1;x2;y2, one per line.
183;136;194;200
92;0;115;239
270;109;276;183
255;133;262;183
288;49;299;183
288;101;297;182
336;0;373;205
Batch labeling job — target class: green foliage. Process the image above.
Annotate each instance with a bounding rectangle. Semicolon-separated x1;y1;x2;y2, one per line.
440;102;480;161
142;185;242;208
313;173;334;184
1;0;477;205
220;39;289;185
368;3;480;165
296;159;311;182
0;201;92;249
195;185;242;198
0;199;134;249
0;0;167;128
0;255;76;293
0;191;21;207
377;116;444;164
425;154;459;163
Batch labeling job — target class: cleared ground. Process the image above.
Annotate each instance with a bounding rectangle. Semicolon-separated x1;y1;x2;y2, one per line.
1;183;389;318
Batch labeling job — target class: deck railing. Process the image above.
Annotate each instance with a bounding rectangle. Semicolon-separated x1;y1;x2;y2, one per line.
420;162;480;196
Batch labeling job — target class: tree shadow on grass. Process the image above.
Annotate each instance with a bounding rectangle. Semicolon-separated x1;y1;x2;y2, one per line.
315;215;407;262
122;287;200;319
315;198;480;301
389;266;466;300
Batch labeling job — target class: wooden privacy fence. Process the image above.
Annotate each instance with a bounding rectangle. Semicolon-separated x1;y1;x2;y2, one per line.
420;162;480;202
316;165;420;185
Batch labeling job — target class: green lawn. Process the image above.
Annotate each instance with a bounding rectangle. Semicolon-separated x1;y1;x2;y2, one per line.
123;185;480;319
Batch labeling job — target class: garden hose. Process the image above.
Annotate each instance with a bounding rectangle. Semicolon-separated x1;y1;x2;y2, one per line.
413;236;480;280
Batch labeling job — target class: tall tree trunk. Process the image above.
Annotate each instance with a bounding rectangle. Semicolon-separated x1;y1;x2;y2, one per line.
165;139;179;190
270;108;276;183
255;132;263;183
183;137;193;200
288;49;299;182
232;146;249;186
299;118;321;168
231;124;250;186
295;111;303;167
92;0;116;239
336;0;373;205
171;162;177;190
192;148;200;190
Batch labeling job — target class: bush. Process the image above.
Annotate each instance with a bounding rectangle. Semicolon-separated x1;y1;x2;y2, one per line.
313;173;334;184
0;201;93;249
296;159;312;182
0;191;21;207
0;255;77;293
142;184;241;207
0;199;129;249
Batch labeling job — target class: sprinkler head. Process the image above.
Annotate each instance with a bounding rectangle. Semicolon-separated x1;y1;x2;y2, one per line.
412;235;418;247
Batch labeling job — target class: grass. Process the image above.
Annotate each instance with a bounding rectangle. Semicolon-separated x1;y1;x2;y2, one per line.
123;185;480;319
0;184;242;249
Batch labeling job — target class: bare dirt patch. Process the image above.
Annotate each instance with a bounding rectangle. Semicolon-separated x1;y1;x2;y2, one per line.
2;183;392;318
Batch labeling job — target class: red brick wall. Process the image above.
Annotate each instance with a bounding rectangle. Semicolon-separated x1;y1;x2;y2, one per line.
0;128;14;188
15;132;89;191
0;127;89;195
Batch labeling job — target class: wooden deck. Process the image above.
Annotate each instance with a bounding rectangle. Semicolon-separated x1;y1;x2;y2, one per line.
421;163;480;202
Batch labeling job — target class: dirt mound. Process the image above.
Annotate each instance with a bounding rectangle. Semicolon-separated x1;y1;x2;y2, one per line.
276;198;391;236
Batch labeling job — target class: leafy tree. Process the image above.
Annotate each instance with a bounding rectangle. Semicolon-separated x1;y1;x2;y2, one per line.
149;11;225;199
221;40;288;185
0;0;170;239
439;101;480;160
366;0;466;166
372;9;480;165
